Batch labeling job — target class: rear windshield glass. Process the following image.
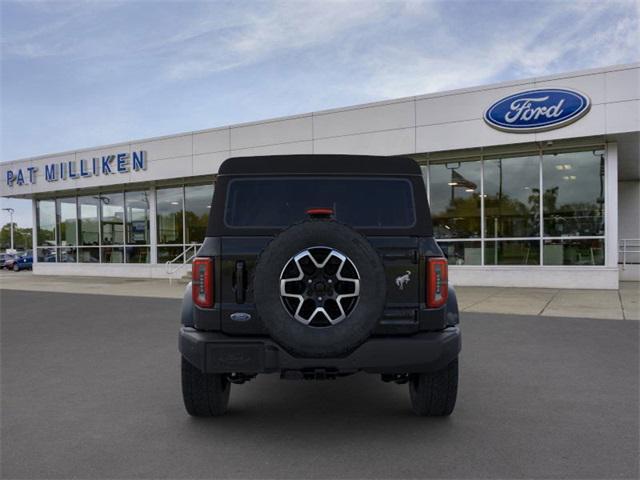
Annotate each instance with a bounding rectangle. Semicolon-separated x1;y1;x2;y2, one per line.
224;177;415;228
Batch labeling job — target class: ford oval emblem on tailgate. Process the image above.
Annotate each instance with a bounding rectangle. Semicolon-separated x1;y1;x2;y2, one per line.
230;312;252;322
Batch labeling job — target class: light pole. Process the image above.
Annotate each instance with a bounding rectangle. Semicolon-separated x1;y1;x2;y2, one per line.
2;207;15;251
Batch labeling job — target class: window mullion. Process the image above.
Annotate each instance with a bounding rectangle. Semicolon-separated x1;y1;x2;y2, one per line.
122;189;127;264
182;185;187;263
539;147;544;266
480;156;485;266
75;196;79;263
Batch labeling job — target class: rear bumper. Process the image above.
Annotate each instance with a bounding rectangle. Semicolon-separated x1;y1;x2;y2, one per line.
179;327;461;374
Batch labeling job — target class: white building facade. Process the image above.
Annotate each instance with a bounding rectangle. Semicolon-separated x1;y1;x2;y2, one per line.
2;63;639;289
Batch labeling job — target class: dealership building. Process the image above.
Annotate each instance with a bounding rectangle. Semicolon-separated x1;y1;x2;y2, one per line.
1;63;638;289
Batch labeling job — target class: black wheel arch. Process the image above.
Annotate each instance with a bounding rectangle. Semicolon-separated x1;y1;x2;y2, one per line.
181;282;195;327
445;283;460;326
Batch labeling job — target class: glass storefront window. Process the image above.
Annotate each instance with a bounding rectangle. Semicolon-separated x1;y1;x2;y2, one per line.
438;241;482;265
37;200;56;246
542;150;605;237
158;246;184;264
36;246;57;262
78;247;100;263
157;187;183;244
125;191;150;245
58;247;77;263
429;160;481;238
56;197;77;246
126;246;150;264
101;246;124;263
484;240;540;265
100;193;124;245
424;147;605;267
543;238;604;265
78;196;100;246
185;184;213;244
484;155;540;238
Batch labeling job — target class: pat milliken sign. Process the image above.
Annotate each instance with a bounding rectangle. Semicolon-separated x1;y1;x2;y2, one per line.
5;151;147;187
484;88;591;133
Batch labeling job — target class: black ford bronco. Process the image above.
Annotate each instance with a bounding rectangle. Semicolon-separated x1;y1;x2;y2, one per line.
179;155;460;416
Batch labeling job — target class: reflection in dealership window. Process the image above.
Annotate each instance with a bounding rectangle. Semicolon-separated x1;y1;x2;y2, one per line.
429;160;481;238
484;155;540;238
125;191;150;245
185;184;213;244
36;246;57;263
37;200;56;246
158;246;184;264
78;196;100;246
56;197;77;246
438;241;481;265
157;187;183;244
126;246;150;263
102;246;124;263
58;246;77;263
485;240;540;265
544;239;604;265
101;193;124;245
78;247;99;263
542;150;605;237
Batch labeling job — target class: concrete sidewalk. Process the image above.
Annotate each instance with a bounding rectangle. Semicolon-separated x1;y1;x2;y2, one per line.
456;283;639;320
1;270;638;320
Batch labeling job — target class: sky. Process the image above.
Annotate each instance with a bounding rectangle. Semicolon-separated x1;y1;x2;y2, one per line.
1;0;639;228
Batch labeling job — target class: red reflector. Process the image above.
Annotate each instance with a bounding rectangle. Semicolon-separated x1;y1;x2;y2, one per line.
306;207;334;216
192;257;214;308
427;257;448;308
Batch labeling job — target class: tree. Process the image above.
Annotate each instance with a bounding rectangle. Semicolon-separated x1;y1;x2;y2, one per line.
0;223;32;251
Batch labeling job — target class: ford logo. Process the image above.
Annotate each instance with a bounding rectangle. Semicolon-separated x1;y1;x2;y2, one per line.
230;312;252;322
484;88;591;133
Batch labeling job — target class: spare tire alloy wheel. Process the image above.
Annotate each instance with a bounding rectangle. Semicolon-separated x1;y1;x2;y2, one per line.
254;220;386;358
280;247;360;327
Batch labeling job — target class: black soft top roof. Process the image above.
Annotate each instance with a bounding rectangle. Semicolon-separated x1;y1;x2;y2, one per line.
218;155;422;176
208;154;432;237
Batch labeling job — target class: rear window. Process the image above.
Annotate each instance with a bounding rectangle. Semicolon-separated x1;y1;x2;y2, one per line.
224;177;416;229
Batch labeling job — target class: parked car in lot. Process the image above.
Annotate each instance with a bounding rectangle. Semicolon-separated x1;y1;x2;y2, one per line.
12;252;33;271
180;155;461;417
2;253;17;270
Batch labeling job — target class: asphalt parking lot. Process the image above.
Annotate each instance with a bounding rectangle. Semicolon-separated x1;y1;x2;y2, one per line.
1;289;638;479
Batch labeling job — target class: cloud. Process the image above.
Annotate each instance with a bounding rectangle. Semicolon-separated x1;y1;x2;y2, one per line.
349;0;640;100
1;0;638;165
4;0;637;92
163;1;407;80
1;0;125;58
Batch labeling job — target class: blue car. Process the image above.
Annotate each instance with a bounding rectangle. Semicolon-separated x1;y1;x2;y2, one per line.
13;252;33;271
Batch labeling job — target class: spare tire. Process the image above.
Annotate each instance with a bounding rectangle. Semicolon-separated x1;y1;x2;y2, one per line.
254;219;386;358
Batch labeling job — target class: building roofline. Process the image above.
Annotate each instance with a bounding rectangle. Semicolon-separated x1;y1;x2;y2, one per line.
3;62;639;165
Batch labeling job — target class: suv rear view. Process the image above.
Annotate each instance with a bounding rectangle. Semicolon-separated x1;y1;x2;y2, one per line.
179;155;461;416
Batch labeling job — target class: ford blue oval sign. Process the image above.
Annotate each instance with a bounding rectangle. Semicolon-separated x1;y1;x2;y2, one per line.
484;88;591;133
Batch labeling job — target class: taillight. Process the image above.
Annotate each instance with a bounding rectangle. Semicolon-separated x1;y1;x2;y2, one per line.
192;257;214;308
426;257;448;308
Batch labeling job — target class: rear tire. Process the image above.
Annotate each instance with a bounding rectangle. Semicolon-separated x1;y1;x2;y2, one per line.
409;358;458;416
181;357;230;417
13;264;19;272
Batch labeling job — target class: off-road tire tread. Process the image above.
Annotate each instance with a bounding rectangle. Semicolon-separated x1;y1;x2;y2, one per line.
409;358;458;416
181;358;230;417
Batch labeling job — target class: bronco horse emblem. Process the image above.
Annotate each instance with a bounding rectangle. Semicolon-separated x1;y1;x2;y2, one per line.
395;270;412;290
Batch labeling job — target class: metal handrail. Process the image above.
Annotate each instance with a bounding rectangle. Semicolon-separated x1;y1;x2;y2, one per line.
619;238;640;269
166;244;199;280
